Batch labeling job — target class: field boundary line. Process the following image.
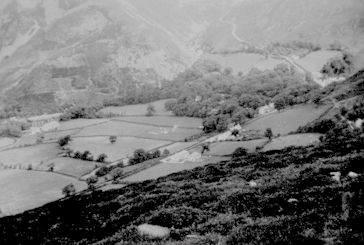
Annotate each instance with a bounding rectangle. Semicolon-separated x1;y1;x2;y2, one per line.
50;120;111;133
110;118;200;129
70;134;181;142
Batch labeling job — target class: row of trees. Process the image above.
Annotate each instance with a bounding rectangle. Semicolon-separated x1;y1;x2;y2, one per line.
58;135;108;162
128;148;169;165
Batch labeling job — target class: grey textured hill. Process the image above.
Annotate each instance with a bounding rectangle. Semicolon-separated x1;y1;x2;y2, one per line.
0;0;363;107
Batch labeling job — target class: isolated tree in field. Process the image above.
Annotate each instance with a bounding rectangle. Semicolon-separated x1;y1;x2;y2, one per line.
48;163;55;172
162;149;170;157
265;128;273;140
58;135;71;147
146;104;156;116
110;167;123;181
62;183;76;197
231;129;240;137
81;150;91;161
201;143;210;154
109;135;117;144
27;164;33;170
86;176;98;189
96;153;108;163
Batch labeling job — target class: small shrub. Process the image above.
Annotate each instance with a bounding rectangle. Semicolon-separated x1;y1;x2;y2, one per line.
162;149;170;157
95;166;110;177
232;147;248;159
62;184;76;197
96;154;108;163
58;135;71;147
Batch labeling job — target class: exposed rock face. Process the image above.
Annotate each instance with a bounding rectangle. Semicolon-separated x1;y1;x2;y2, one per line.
0;0;363;108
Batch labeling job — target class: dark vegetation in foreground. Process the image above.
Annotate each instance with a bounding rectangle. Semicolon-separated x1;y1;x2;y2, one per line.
0;118;363;244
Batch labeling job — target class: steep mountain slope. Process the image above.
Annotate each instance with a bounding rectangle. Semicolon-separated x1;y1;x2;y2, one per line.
0;0;363;112
203;0;364;52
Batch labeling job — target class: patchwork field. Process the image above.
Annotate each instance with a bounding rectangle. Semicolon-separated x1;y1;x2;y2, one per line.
242;105;329;135
263;133;321;151
75;121;201;141
99;99;173;116
0;170;86;215
39;157;100;178
113;116;202;128
69;136;172;162
203;139;268;156
0;143;59;169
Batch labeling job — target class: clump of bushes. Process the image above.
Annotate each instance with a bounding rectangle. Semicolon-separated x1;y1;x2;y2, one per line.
129;149;161;165
58;135;71;147
321;52;354;77
59;105;103;121
62;184;76;197
67;150;107;163
95;165;123;178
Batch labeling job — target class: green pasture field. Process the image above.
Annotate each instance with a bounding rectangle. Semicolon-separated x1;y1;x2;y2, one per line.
39;157;100;178
75;121;201;141
0;170;86;215
44;129;81;142
69;136;172;162
296;50;341;74
242;105;329;135
59;118;109;131
0;143;59;169
112;116;202;128
263;133;321;151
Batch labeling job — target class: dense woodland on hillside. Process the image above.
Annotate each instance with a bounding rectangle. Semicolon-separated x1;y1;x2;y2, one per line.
1;60;325;136
0;60;320;120
0;70;363;245
54;62;321;133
